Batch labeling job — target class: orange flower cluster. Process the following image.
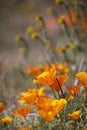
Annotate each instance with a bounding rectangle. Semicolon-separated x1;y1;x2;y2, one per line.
37;97;67;121
27;62;69;77
33;65;68;92
17;86;67;121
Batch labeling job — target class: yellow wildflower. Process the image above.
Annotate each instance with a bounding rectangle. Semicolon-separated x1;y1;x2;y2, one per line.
55;0;63;5
35;15;42;21
31;33;39;40
55;47;65;54
27;27;34;34
65;43;73;51
15;34;23;42
57;17;64;24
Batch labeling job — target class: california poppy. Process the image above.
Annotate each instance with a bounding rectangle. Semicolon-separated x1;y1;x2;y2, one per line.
68;110;81;120
0;103;5;113
19;87;45;104
51;75;68;91
27;66;42;77
33;68;56;86
67;85;80;96
13;106;31;117
76;72;87;88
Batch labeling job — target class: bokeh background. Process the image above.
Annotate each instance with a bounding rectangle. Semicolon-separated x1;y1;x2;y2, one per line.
0;0;56;66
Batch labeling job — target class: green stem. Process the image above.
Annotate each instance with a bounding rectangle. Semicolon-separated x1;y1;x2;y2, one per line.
51;87;57;99
56;78;64;98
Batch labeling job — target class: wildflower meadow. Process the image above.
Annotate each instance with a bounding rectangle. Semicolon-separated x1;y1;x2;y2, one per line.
0;0;87;130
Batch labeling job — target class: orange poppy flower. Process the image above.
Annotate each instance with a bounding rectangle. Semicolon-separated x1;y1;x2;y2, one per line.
67;85;80;96
19;89;37;104
0;103;5;113
13;106;31;117
68;110;81;120
17;127;31;130
0;116;13;123
76;72;87;88
33;68;56;86
51;75;68;91
19;87;45;104
80;20;87;31
37;97;67;121
70;10;76;24
27;66;42;77
83;128;87;130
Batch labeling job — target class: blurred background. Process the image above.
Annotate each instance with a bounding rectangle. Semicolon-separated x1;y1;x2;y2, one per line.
0;0;56;65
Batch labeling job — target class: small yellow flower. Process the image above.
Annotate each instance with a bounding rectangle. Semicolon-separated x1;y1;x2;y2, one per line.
68;110;81;120
31;33;39;40
65;43;73;51
55;47;65;54
27;27;34;34
57;17;64;24
0;116;13;123
35;15;42;21
15;34;23;42
55;0;62;5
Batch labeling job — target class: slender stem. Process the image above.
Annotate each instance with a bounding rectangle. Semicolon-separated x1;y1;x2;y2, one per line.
56;78;64;97
51;87;57;99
